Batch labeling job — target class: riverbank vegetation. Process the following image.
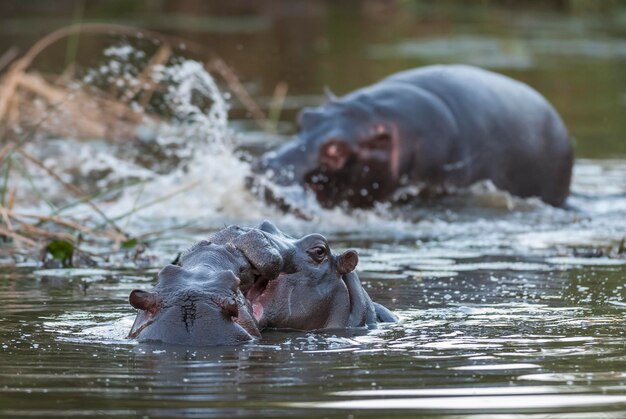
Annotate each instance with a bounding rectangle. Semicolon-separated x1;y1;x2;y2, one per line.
0;23;272;266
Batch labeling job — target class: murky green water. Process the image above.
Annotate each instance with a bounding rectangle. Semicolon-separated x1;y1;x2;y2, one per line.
1;1;625;417
1;237;625;417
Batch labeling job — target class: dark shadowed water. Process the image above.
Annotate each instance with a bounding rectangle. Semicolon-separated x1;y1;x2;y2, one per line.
1;1;625;417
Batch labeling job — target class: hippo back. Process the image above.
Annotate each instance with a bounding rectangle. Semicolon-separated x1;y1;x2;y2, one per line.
383;65;573;204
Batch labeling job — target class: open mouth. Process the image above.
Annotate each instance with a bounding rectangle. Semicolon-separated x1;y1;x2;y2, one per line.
242;270;286;322
127;310;156;339
238;241;279;309
243;273;272;321
244;274;270;304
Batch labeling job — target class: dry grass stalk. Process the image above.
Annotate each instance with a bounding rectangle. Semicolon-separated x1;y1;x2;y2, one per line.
0;47;19;72
15;72;154;141
0;226;37;247
0;205;14;231
0;23;269;136
0;142;14;163
125;44;172;107
208;57;269;130
0;23;164;123
18;222;76;243
0;23;274;263
15;147;127;239
112;179;202;223
7;210;124;242
268;81;289;132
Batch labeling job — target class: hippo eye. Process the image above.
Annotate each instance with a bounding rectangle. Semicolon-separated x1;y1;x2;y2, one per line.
308;245;327;263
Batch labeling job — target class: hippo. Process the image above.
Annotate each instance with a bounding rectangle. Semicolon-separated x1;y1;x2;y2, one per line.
127;239;272;346
251;64;573;210
128;222;396;345
215;221;397;330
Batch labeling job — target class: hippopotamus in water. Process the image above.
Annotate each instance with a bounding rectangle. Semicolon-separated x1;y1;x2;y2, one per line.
251;64;573;210
128;221;396;345
127;239;274;346
211;221;397;330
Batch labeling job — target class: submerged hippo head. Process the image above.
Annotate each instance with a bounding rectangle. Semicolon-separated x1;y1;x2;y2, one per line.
128;238;281;346
252;88;404;208
231;221;390;330
128;265;257;346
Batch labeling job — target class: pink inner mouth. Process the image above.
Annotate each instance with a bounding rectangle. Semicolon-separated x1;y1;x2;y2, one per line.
245;276;269;302
244;273;284;321
252;302;264;321
244;276;269;321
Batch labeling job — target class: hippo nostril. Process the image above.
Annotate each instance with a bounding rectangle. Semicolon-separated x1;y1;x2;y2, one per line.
221;298;239;318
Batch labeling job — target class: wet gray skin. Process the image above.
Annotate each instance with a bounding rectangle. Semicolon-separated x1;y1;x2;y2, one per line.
252;64;573;209
129;222;397;345
128;238;280;346
218;221;398;331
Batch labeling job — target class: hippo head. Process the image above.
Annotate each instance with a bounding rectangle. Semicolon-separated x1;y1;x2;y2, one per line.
128;240;280;346
252;93;402;208
128;266;258;346
236;221;368;330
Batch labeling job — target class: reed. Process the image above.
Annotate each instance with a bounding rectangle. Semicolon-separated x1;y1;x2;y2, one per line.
0;23;269;266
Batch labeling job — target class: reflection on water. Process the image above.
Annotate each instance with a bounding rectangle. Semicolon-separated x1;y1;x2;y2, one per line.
1;236;625;416
1;1;625;417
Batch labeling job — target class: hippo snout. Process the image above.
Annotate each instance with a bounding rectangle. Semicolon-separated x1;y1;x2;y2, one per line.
251;136;317;186
130;298;256;346
251;154;298;186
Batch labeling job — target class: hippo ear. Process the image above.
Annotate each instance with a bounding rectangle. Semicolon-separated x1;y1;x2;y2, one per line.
129;290;161;313
338;250;359;275
171;252;182;266
258;220;281;235
324;86;338;102
259;220;293;239
159;264;186;282
319;139;352;171
298;108;323;129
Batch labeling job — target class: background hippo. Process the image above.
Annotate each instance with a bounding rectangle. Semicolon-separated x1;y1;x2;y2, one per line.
252;64;574;209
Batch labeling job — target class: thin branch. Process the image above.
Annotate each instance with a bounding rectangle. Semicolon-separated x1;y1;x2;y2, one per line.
18;222;75;242
0;23;268;130
207;57;269;130
0;143;14;164
0;47;19;72
6;209;125;242
0;226;37;246
16;147;127;238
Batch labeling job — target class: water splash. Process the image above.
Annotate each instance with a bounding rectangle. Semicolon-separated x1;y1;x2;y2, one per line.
8;43;626;261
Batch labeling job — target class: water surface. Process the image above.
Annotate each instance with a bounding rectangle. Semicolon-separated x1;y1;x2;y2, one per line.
1;1;625;417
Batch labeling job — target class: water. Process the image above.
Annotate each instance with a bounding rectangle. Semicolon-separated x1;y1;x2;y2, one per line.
1;1;625;417
1;243;625;417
